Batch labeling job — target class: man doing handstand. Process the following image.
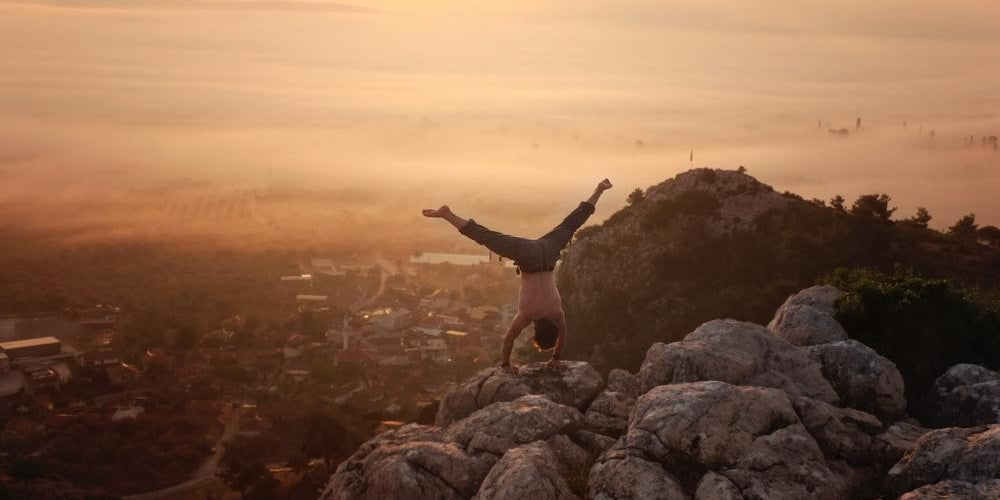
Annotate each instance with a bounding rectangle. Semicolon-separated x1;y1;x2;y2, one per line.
422;179;612;374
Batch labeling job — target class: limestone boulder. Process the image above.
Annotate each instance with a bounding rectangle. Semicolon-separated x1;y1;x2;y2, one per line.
767;285;847;346
768;304;848;346
637;319;838;403
473;442;579;500
693;472;743;500
607;368;641;399
584;390;634;437
927;364;1000;427
805;339;907;421
792;396;883;464
571;429;616;457
600;381;851;500
886;424;1000;497
445;395;585;456
771;284;842;316
588;441;687;500
899;479;1000;499
320;424;496;500
871;421;930;464
436;361;603;426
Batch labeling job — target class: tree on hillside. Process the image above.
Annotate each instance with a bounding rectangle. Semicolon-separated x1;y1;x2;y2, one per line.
948;213;979;243
849;194;896;221
627;188;645;206
980;226;1000;247
908;207;932;228
829;195;846;212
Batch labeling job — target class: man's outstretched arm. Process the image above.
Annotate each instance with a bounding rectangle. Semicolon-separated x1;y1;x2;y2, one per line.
548;312;568;370
500;313;530;374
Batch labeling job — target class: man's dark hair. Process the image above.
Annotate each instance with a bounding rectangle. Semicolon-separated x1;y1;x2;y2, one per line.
532;318;558;351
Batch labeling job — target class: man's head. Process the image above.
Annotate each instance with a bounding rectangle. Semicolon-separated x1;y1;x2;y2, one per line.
532;318;558;351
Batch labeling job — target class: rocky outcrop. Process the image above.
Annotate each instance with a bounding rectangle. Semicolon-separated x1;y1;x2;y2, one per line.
767;285;847;346
886;424;1000;498
637;319;838;403
323;372;598;500
321;284;1000;500
805;340;907;421
436;362;603;426
926;364;1000;427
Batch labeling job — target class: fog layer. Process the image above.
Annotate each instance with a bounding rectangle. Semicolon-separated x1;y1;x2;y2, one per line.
1;0;998;252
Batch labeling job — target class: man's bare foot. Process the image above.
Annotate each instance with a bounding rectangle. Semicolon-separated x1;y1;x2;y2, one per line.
501;364;519;375
597;179;613;192
422;205;451;218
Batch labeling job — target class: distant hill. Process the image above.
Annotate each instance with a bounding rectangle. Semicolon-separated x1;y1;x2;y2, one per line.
558;168;1000;371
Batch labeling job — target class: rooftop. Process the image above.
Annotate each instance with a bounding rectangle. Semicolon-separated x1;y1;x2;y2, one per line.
0;336;60;351
295;294;329;301
410;252;491;266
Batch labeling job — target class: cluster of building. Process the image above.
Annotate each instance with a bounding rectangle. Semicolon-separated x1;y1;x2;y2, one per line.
330;302;508;369
0;306;120;398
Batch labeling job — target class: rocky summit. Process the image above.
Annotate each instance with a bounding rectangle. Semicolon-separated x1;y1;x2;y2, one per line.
319;286;1000;500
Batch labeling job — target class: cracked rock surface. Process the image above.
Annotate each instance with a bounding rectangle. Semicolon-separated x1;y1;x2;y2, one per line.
590;381;850;500
436;361;603;426
637;319;838;403
926;364;1000;427
805;339;907;422
473;441;579;500
886;424;1000;498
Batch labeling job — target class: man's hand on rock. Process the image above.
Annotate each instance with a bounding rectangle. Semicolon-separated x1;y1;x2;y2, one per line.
546;358;565;371
501;363;519;376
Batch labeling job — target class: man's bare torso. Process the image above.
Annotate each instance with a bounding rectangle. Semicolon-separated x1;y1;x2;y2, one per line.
518;271;562;320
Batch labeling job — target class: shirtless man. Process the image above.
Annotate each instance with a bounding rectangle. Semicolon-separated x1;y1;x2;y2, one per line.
422;179;613;374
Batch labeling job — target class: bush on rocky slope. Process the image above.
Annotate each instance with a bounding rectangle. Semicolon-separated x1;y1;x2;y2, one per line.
826;267;1000;414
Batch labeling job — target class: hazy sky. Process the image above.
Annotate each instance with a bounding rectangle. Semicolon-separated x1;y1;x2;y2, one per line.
1;0;998;250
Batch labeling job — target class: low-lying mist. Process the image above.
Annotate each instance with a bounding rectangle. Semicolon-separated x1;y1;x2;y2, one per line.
1;0;998;256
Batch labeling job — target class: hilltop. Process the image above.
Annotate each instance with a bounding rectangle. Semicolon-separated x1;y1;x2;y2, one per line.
558;168;1000;372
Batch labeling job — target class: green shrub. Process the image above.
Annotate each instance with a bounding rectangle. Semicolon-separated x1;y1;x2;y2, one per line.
825;267;1000;416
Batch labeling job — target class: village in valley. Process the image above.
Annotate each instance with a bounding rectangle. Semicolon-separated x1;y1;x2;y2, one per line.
0;250;522;498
